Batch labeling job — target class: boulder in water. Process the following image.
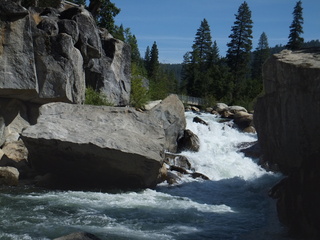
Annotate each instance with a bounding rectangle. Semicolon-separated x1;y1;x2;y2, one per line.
233;111;253;130
193;116;208;126
177;129;200;152
21;102;166;189
164;153;192;170
149;94;186;153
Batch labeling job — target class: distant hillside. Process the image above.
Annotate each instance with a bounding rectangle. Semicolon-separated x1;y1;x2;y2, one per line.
270;39;320;54
160;63;182;82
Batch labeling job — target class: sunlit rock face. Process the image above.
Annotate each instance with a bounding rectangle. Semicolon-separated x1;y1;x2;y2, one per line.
0;1;131;105
254;48;320;239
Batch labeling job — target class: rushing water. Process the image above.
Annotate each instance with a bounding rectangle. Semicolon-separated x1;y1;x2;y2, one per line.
0;112;290;240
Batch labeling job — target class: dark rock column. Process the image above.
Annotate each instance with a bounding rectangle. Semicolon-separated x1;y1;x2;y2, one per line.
254;48;320;239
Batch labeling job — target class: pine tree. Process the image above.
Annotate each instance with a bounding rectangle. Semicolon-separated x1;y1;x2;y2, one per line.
226;1;253;102
211;41;220;64
192;18;213;66
182;19;215;97
287;0;304;50
126;34;141;63
148;42;160;79
252;32;270;81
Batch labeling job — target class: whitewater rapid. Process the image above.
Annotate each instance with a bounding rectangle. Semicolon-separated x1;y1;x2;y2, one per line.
0;112;288;240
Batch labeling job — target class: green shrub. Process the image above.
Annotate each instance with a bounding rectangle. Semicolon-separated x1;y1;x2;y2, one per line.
84;87;114;106
130;75;149;108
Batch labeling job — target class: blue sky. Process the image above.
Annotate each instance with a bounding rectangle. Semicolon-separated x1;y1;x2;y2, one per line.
94;0;320;63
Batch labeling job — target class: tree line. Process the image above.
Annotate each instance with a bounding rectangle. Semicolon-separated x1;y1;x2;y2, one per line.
71;0;315;109
180;0;307;108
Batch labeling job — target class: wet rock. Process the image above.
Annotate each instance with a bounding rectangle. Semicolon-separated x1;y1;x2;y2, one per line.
243;126;256;133
220;109;234;119
0;166;19;186
170;165;189;175
233;111;253;130
190;172;209;180
193;116;208;126
53;232;102;240
239;141;260;159
228;106;247;114
166;171;181;185
157;163;168;184
177;129;200;152
164;153;191;170
191;106;200;112
213;103;228;113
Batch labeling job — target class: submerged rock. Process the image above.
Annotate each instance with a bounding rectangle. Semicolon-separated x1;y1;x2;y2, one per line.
193;116;208;126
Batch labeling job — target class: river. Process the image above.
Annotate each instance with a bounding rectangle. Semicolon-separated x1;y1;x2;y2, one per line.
0;112;291;240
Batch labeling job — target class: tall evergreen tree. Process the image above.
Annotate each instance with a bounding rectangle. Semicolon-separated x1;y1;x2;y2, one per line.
127;34;141;63
226;1;253;102
211;40;220;64
192;18;213;66
182;19;216;97
287;0;304;50
144;46;151;72
247;32;270;100
252;32;270;81
148;41;160;79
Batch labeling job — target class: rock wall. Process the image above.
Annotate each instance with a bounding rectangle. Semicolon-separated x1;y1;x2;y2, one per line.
254;48;320;238
0;1;131;105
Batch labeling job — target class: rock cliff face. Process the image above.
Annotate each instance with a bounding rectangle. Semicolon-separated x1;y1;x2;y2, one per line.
0;1;130;105
254;48;320;238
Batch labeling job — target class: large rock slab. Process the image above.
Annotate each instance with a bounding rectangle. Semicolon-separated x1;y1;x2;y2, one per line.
21;102;166;189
